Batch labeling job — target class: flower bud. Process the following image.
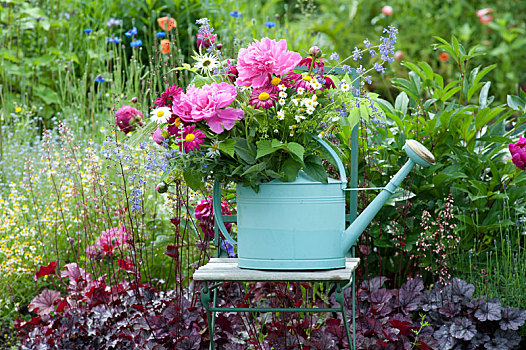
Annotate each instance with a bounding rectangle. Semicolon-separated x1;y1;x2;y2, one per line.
131;97;138;103
309;46;322;58
509;137;526;170
156;182;168;193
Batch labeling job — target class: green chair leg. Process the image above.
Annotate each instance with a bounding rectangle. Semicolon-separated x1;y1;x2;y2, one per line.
335;282;354;349
201;283;215;349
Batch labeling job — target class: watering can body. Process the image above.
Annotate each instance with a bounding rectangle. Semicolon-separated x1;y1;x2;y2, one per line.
236;171;347;270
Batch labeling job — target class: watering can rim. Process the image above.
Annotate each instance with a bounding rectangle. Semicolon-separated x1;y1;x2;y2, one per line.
237;170;343;187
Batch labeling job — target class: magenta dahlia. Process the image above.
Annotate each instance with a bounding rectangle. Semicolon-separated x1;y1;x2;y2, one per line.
115;105;143;134
249;88;278;109
510;137;526;170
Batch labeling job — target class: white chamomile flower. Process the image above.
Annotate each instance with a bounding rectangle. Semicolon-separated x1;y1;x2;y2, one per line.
206;140;222;158
279;98;286;105
301;98;312;107
317;131;325;139
292;98;301;106
311;81;322;90
312;99;319;108
278;84;287;91
294;115;305;123
274;129;279;133
297;87;305;95
279;91;287;98
340;82;350;92
332;116;340;122
277;110;285;120
193;53;219;73
306;107;315;115
150;107;172;124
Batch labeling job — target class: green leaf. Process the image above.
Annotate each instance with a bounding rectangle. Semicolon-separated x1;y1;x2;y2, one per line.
286;142;304;161
281;158;301;182
218;139;235;157
241;162;267;176
234;138;256;165
33;85;60;105
394;92;409;115
190;75;215;88
256;139;279;159
479;81;491;109
303;155;328;183
507;95;525;112
183;168;204;191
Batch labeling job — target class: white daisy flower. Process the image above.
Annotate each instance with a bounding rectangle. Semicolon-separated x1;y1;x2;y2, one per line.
309;79;319;89
340;82;350;92
279;91;287;98
279;98;286;105
297;87;305;95
206;140;222;158
193;53;219;73
312;81;322;90
274;129;279;133
294;115;305;123
317;131;325;138
306;107;315;115
277;110;285;120
150;107;172;124
292;98;301;106
278;84;287;91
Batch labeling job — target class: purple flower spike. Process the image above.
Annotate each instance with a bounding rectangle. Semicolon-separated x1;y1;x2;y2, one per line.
509;137;526;170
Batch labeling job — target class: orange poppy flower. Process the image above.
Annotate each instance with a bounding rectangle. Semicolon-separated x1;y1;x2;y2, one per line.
157;16;176;31
439;52;450;62
160;39;170;54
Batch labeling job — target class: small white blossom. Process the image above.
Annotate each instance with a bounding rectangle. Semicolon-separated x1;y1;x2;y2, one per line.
150;107;172;124
277;110;285;120
278;84;287;91
279;91;287;98
306;107;315;115
340;82;350;92
297;87;305;95
279;98;286;105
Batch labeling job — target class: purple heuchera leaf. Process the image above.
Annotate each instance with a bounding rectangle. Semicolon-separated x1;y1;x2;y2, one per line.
396;278;423;315
499;306;526;331
439;301;461;318
434;324;457;350
495;329;520;348
474;298;502;321
360;276;388;301
467;333;490;350
28;289;62;316
484;337;509;350
450;278;475;303
450;317;476;341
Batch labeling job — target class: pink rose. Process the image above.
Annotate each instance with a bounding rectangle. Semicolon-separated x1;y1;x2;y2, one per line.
195;196;232;238
382;5;393;16
510;137;526;170
235;38;302;88
172;82;244;133
115;105;143;134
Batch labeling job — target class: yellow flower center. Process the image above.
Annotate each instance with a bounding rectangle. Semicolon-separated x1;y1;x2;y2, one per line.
157;110;164;117
302;75;312;81
185;133;196;142
270;77;281;85
15;107;21;113
313;95;318;101
258;92;270;101
174;118;181;126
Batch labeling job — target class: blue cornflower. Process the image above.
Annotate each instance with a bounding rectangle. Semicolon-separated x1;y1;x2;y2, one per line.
230;11;241;17
125;26;138;37
352;47;362;61
264;21;276;28
374;63;385;73
363;38;371;48
330;52;340;61
107;36;121;44
156;32;166;38
84;28;92;34
130;39;142;47
95;75;105;83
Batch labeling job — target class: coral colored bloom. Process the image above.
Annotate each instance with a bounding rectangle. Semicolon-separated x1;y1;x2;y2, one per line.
86;226;130;257
394;50;403;61
382;5;393;16
235;38;302;88
115;105;143;134
172;82;244;133
509;137;526;170
439;52;450;62
179;125;206;153
249;88;278;109
195;196;232;238
160;39;170;54
479;15;493;23
476;8;493;18
157;16;176;31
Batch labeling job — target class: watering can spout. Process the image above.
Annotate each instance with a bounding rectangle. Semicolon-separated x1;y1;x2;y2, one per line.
342;140;435;253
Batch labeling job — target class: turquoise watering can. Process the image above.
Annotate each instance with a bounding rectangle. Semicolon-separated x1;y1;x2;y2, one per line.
213;139;435;270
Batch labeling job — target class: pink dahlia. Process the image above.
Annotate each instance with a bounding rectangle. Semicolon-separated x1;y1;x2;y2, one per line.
195;196;232;238
179;125;206;153
235;38;302;88
115;105;144;134
154;85;183;108
249;88;278;109
510;137;526;170
172;82;244;133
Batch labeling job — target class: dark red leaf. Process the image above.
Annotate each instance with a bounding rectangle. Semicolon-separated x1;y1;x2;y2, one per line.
28;289;61;315
55;299;68;313
389;319;414;336
164;245;179;259
34;261;57;281
170;218;180;226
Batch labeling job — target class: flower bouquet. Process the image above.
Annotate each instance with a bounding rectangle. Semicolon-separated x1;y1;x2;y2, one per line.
147;19;396;192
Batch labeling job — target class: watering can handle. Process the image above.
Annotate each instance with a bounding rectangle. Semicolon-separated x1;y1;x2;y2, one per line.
212;138;347;246
212;181;238;246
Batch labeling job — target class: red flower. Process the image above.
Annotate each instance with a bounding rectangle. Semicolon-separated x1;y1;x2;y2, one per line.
195;196;232;238
439;52;450;62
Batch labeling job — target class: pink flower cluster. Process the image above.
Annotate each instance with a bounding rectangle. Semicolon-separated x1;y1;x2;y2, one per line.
476;8;493;24
509;137;526;170
172;82;244;133
86;226;130;258
115;105;144;134
194;196;232;238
